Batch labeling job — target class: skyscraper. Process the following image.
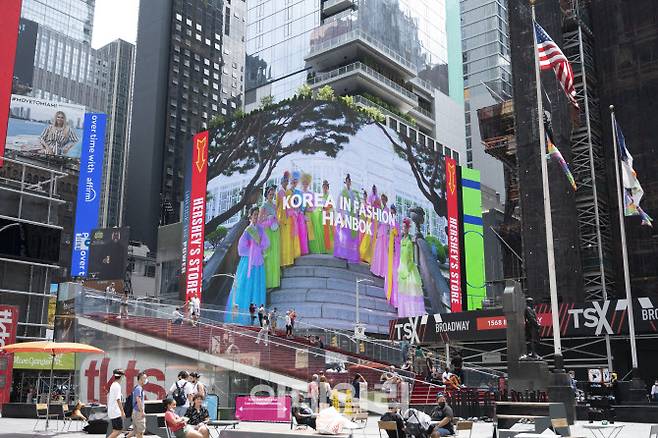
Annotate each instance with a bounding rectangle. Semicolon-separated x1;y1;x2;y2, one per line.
245;0;466;159
97;39;135;228
461;0;511;202
21;0;95;44
126;0;246;249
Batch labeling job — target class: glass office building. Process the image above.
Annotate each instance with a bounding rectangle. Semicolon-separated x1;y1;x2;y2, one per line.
245;0;466;158
21;0;95;44
461;0;511;201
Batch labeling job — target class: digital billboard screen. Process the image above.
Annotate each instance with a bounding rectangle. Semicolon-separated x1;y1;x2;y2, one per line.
5;94;85;159
184;98;485;333
87;227;130;281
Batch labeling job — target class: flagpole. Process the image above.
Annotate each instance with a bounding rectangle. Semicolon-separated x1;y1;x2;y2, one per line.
609;105;639;371
531;0;563;369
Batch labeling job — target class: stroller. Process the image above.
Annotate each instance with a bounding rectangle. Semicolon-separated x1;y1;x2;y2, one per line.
403;408;432;438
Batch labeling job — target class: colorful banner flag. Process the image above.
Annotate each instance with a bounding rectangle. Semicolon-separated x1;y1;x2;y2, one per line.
545;124;577;191
615;121;652;226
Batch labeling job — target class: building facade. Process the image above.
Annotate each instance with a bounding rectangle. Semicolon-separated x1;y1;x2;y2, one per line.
97;40;135;228
126;0;246;249
461;0;510;201
21;0;95;44
591;0;658;299
245;0;466;160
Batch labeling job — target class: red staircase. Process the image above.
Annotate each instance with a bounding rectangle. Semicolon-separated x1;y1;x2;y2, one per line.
87;313;392;388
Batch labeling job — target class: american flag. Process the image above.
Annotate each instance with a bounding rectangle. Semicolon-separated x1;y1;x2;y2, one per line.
534;21;579;108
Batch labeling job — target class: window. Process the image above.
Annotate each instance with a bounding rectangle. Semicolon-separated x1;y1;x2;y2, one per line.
196;23;202;31
186;18;192;26
176;13;182;21
224;8;231;35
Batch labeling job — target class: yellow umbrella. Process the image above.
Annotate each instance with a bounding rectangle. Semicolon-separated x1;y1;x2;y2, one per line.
2;341;104;429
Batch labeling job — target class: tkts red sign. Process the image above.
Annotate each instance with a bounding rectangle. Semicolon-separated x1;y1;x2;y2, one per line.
185;131;209;302
0;305;18;405
445;157;462;312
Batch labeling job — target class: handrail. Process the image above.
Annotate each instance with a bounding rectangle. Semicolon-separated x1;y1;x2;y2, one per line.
81;289;505;383
310;61;418;102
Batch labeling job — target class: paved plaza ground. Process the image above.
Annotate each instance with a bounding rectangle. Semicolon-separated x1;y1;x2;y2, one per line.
0;416;653;438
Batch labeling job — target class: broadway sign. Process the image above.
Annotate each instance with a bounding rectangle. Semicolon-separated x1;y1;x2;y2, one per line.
389;297;658;343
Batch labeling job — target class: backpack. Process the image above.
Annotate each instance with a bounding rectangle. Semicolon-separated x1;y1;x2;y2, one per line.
172;381;187;406
123;392;133;417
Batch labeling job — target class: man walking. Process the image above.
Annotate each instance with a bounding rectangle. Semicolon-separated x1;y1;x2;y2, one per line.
107;369;126;438
258;304;265;326
169;371;193;416
131;372;147;438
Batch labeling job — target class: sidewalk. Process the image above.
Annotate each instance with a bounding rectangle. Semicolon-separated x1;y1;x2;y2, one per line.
0;416;653;437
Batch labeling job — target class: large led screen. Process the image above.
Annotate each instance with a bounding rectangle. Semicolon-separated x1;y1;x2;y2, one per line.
184;99;485;334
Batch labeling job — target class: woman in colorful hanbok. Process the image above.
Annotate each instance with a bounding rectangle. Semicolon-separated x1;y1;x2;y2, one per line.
321;180;334;254
260;186;281;289
225;207;269;324
291;170;307;257
277;171;295;267
303;173;324;254
384;204;400;306
397;218;425;317
359;185;379;264
370;193;390;276
333;174;360;263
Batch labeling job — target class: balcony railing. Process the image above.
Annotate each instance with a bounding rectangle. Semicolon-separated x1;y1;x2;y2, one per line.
310;61;418;103
308;28;417;74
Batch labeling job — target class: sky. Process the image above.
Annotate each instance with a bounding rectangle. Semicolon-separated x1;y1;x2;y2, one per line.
91;0;139;49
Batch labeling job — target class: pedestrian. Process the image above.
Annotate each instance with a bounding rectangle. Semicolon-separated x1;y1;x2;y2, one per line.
191;295;201;326
269;307;278;333
307;374;319;411
290;308;297;330
319;375;332;406
651;379;658;402
131;372;147;438
184;394;211;438
249;303;257;325
119;290;129;319
172;307;184;325
170;371;193;416
428;394;454;437
107;369;126;438
285;311;293;338
400;340;410;364
258;304;265;326
256;316;270;346
189;372;206;399
352;373;366;400
425;352;434;380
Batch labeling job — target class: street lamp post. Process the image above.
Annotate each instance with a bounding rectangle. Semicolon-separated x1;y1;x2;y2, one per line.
355;278;374;326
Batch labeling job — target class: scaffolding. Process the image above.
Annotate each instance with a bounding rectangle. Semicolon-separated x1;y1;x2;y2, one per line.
562;0;615;301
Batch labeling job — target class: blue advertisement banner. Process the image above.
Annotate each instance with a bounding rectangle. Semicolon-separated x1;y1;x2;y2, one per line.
71;113;106;277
